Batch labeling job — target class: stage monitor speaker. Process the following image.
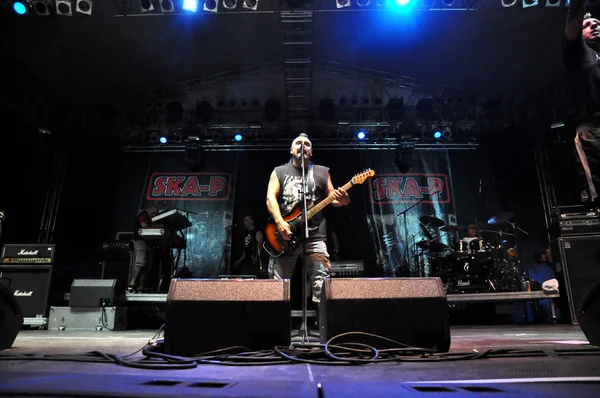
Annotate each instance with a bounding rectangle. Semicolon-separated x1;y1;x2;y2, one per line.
557;235;600;324
164;279;291;356
577;280;600;347
69;279;122;307
319;277;451;353
0;282;24;350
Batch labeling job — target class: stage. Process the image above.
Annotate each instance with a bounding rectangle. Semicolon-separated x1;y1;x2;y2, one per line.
1;325;599;397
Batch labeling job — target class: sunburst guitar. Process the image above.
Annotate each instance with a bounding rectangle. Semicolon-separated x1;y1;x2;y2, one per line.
264;169;375;257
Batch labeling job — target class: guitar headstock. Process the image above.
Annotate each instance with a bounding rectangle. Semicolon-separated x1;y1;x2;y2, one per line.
351;169;375;185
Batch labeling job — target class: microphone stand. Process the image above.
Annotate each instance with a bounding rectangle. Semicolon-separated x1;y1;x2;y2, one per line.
299;145;310;343
395;188;443;276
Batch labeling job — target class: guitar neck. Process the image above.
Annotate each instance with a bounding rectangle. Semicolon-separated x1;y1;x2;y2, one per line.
306;180;354;221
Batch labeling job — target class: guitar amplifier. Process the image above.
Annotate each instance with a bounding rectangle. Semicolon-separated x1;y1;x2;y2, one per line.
1;244;56;264
0;264;52;324
330;261;365;277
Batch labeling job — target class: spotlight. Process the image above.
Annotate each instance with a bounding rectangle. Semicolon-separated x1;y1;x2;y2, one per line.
234;133;243;142
159;136;168;144
243;0;258;9
183;0;199;11
357;0;371;6
223;0;236;9
76;0;92;15
12;1;28;15
522;0;538;8
32;0;51;15
441;0;453;5
55;0;72;16
160;0;174;12
356;130;367;140
336;0;350;8
545;0;560;5
140;0;154;11
203;0;217;11
501;0;517;6
396;0;410;5
433;129;442;139
442;127;452;139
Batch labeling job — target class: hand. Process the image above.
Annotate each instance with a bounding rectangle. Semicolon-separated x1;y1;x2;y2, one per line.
276;220;292;241
333;188;350;206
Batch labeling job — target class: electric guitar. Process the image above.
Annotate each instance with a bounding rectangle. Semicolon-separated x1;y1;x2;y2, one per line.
264;169;375;257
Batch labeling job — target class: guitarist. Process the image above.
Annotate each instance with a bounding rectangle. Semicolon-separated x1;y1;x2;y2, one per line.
266;134;350;304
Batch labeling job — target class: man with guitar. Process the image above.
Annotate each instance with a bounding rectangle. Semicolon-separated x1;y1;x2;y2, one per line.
564;1;600;211
265;134;350;304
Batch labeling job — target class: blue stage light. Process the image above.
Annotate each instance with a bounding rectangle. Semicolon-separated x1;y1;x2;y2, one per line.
182;0;198;12
13;1;27;14
433;130;442;139
234;133;243;142
357;130;367;140
159;136;168;144
396;0;410;5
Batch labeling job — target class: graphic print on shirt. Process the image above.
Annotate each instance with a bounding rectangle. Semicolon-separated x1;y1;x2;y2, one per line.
280;167;315;215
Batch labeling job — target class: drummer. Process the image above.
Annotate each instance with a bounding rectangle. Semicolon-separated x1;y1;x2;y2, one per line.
462;224;480;246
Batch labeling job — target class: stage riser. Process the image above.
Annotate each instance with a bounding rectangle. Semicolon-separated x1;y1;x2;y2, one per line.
48;307;127;331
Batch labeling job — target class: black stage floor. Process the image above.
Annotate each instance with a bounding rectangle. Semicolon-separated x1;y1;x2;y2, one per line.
1;325;600;397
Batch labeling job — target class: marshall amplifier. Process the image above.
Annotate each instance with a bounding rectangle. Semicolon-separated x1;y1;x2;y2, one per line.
559;217;600;236
0;264;52;326
1;244;56;264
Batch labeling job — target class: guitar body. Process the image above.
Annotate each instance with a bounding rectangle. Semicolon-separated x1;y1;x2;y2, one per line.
264;204;304;257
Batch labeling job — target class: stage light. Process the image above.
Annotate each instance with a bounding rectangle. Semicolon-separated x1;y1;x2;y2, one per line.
522;0;538;7
377;0;389;5
441;0;454;5
243;0;258;9
55;0;72;16
183;0;198;11
140;0;155;11
336;0;350;8
442;127;452;139
396;0;410;5
234;133;243;142
160;0;174;12
13;1;28;14
501;0;517;6
76;0;92;15
356;130;367;140
357;0;371;6
32;0;51;15
433;130;442;139
204;0;217;11
223;0;236;9
159;136;168;144
545;0;560;6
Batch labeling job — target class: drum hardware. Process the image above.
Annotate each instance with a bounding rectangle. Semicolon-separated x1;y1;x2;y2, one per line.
419;215;445;229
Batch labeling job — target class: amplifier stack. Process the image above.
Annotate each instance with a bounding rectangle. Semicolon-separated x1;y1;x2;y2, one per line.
0;244;55;328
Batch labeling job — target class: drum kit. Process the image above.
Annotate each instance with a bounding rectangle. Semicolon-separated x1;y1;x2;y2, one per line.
414;212;526;294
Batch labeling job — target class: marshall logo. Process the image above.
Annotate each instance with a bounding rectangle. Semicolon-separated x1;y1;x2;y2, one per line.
147;173;232;201
457;280;471;287
18;249;39;256
14;290;33;297
369;173;451;204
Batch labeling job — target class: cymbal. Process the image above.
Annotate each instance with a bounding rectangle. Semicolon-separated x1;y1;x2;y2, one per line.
440;225;464;232
487;212;515;225
419;215;445;228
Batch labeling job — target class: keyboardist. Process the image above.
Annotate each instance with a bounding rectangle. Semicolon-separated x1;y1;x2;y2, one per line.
129;203;163;293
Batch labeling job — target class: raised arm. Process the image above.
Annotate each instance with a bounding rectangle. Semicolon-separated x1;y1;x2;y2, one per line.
566;0;586;40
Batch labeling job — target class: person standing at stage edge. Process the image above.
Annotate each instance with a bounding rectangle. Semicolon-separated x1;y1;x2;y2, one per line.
266;133;350;304
233;215;265;276
128;203;162;293
564;1;600;211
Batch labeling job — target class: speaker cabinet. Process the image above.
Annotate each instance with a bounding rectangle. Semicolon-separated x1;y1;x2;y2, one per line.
70;279;122;307
319;277;451;352
164;279;291;356
557;235;600;323
578;281;600;347
0;282;24;350
0;264;52;319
